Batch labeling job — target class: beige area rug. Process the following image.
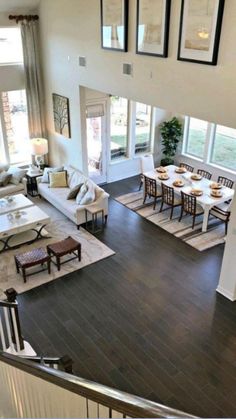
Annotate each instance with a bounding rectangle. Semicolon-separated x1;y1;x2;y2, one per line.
115;191;226;252
0;198;115;299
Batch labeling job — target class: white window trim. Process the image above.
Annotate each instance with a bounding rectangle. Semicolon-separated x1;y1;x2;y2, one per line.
181;116;236;175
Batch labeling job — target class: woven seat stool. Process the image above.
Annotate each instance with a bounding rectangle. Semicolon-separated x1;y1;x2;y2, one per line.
47;236;81;272
15;248;51;283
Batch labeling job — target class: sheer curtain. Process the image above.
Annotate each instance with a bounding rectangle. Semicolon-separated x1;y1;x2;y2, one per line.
20;20;46;139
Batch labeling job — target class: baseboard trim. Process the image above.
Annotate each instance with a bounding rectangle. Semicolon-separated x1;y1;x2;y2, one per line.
216;286;236;302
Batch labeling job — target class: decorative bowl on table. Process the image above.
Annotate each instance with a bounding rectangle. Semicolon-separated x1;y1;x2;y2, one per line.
211;189;223;198
173;179;184;187
156;166;167;173
191;174;202;181
13;210;26;219
158;173;169;180
175;167;187;174
210;182;222;190
191;188;203;197
5;196;14;203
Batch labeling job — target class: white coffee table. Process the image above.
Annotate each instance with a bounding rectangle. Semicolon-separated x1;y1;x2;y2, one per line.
0;206;51;252
0;194;34;216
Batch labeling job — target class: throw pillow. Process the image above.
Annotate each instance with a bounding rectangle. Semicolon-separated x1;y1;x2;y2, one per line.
7;167;27;185
41;166;64;183
0;171;12;187
76;183;88;204
49;171;68;188
66;183;83;200
80;181;96;205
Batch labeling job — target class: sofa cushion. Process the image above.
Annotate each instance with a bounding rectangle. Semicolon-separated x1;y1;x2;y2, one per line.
7;167;27;185
41;166;64;183
69;171;87;189
64;165;76;186
67;183;83;200
80;181;96;205
76;183;88;204
0;171;12;187
0;164;9;173
49;171;68;188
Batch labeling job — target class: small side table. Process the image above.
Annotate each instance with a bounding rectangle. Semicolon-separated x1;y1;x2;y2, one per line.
26;172;42;197
85;207;105;234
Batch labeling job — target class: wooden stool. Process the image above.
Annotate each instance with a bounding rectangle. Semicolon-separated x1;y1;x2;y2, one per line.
47;236;81;271
15;248;51;283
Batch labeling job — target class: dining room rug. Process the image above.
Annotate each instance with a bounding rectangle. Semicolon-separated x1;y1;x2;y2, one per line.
0;198;115;299
115;191;226;251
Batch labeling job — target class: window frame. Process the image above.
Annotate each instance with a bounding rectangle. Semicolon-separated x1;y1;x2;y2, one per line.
182;116;236;174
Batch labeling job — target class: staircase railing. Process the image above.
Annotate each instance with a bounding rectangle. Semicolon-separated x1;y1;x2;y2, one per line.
21;354;74;373
0;351;196;418
0;299;24;353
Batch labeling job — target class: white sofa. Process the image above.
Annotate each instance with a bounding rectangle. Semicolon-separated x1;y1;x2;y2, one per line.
37;165;109;228
0;165;27;198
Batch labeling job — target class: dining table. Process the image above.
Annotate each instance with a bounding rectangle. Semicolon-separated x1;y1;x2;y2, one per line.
143;165;235;232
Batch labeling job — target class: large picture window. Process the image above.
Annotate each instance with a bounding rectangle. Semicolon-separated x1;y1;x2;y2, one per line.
183;116;236;173
211;125;236;171
0;90;30;165
185;117;207;159
110;96;128;160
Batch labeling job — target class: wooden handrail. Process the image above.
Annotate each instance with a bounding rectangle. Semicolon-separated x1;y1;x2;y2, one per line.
0;352;195;418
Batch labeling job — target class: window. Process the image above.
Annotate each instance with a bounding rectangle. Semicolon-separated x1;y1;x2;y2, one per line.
211;125;236;171
110;96;128;160
185;117;207;159
182;116;236;173
0;90;30;165
0;28;23;64
135;102;152;154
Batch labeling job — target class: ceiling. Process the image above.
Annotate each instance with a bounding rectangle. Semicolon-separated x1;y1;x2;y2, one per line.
0;0;39;13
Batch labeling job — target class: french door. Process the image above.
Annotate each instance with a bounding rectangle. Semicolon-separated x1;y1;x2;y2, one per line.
86;103;107;184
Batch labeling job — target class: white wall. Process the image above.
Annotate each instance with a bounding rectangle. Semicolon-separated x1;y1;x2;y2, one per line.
38;0;236;177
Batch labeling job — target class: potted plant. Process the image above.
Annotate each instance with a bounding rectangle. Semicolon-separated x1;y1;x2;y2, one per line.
160;117;183;166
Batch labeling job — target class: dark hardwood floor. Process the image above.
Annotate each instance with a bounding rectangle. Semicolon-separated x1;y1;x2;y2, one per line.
17;176;236;417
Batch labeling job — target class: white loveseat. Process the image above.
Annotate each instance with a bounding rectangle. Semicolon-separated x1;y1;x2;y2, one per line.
0;165;27;198
37;165;109;228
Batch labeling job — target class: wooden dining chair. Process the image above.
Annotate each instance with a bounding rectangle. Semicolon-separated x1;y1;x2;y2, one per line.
179;163;194;173
217;176;234;189
179;191;204;229
143;176;162;209
139;154;154;190
159;183;182;219
197;169;212;180
209;203;231;235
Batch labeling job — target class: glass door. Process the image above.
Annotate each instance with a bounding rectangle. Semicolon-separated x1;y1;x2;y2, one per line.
86;110;107;184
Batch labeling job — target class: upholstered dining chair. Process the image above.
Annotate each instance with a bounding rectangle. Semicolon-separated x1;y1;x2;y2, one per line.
139;154;154;190
143;176;162;210
179;191;204;229
209;202;231;235
217;176;234;189
179;163;194;173
159;183;182;219
197;169;212;180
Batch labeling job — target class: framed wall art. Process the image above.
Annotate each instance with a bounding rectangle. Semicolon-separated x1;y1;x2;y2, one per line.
100;0;129;52
136;0;171;57
178;0;225;65
52;93;71;139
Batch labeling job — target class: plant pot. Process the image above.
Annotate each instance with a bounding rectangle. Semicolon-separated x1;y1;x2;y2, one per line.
160;158;174;166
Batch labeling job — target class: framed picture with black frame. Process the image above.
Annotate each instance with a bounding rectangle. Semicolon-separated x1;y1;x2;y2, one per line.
100;0;129;52
136;0;171;57
177;0;225;66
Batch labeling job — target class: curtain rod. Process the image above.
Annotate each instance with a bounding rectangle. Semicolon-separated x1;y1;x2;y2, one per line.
9;15;39;23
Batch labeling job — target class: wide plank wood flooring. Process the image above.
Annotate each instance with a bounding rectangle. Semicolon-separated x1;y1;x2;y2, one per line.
17;176;236;417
